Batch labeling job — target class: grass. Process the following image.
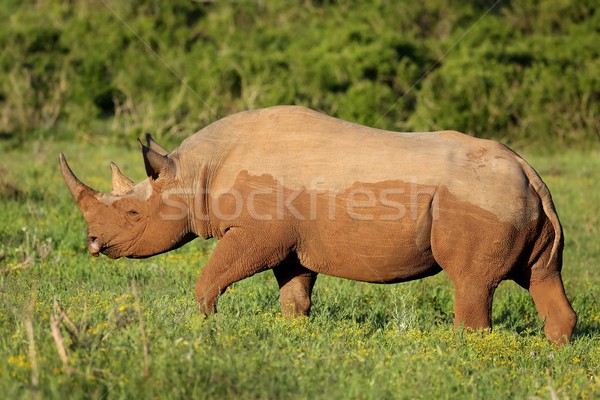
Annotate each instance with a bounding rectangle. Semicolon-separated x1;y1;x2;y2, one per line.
1;139;599;399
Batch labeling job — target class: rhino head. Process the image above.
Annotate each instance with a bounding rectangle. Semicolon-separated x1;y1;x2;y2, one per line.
59;135;196;259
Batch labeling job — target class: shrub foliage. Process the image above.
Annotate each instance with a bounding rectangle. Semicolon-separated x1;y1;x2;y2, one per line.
0;0;598;146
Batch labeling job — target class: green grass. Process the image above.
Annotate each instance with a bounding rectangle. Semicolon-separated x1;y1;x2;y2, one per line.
1;141;599;399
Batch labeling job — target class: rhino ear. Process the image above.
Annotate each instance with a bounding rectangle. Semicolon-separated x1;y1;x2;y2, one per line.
110;162;134;195
145;133;169;156
139;140;174;180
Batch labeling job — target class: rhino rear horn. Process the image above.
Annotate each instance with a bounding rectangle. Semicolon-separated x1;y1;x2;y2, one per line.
139;140;174;179
145;133;169;156
110;162;134;195
59;153;103;209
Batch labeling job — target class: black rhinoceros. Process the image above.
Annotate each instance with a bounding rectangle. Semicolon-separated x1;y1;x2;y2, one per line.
59;106;576;344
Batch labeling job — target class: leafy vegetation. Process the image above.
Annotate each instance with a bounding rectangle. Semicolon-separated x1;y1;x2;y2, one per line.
0;0;598;147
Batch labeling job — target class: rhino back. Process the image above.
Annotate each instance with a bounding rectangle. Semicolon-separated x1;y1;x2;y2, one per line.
184;106;534;224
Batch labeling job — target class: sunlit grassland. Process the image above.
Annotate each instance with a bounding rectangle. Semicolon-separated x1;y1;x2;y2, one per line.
0;140;599;399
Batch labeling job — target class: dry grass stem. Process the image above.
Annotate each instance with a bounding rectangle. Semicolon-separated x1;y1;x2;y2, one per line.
1;257;34;275
54;298;80;340
50;314;73;376
25;316;40;400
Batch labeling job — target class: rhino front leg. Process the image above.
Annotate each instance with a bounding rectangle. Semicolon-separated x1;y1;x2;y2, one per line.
195;227;291;315
273;256;317;317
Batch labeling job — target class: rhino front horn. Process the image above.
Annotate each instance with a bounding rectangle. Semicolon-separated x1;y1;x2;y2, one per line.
59;153;102;205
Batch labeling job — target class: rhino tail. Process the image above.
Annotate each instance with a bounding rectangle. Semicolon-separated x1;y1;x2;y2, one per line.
513;153;563;272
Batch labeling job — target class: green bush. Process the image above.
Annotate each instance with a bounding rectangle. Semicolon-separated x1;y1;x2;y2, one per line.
0;0;597;147
409;6;599;145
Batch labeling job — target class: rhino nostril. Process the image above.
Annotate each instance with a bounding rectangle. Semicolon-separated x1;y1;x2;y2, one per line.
88;237;102;256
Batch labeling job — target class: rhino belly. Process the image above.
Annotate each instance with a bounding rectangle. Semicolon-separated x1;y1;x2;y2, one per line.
298;242;439;284
296;182;439;283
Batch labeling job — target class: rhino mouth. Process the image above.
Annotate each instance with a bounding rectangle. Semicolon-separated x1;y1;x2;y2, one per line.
88;237;123;259
102;248;121;259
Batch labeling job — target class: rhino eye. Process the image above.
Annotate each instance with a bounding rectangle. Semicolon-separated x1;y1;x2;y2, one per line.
128;210;139;216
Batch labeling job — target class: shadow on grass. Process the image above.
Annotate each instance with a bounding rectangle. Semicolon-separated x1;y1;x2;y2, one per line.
572;319;600;340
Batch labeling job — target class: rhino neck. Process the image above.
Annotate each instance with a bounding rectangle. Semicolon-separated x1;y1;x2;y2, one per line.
176;153;222;240
189;164;217;239
173;119;241;239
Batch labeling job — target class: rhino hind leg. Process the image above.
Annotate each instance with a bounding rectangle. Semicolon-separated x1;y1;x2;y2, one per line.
273;256;318;317
529;276;576;344
452;279;498;331
514;269;577;344
512;216;576;344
